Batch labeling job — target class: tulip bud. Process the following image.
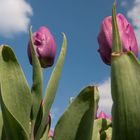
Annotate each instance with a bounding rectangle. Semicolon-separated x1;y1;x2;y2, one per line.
28;26;56;68
97;13;138;65
48;130;54;137
98;111;108;119
97;111;112;121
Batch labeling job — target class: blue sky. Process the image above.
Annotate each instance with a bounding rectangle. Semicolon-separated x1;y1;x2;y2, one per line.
0;0;139;129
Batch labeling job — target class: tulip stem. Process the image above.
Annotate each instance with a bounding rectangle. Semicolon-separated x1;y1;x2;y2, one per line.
112;2;122;53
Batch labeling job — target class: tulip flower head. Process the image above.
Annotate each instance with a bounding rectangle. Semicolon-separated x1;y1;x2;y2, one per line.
48;130;54;137
28;26;56;68
97;111;108;119
97;111;112;121
98;13;138;65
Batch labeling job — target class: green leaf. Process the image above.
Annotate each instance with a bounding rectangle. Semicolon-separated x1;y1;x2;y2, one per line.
93;118;112;140
0;46;32;140
40;122;50;140
0;112;3;139
103;127;112;140
29;27;43;139
0;97;28;140
29;27;43;122
0;113;6;140
0;112;6;140
111;51;140;140
34;102;43;136
35;33;67;140
53;86;99;140
112;2;122;53
1;127;6;140
111;2;140;140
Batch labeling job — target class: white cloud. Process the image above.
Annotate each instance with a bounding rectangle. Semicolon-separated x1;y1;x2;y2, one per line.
0;0;33;37
126;0;140;49
98;78;112;116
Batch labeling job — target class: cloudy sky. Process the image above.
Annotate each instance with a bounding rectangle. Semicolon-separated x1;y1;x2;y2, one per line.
0;0;139;128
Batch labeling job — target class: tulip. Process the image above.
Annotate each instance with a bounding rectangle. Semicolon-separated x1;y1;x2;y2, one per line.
97;13;138;65
97;111;108;119
28;26;56;68
97;111;112;121
48;130;54;137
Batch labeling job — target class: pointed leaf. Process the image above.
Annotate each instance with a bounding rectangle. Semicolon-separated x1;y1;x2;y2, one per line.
35;33;67;139
0;113;7;140
53;86;99;140
34;102;43;136
0;96;28;140
0;46;32;139
29;27;43;123
0;112;4;139
111;52;140;140
93;118;112;140
111;2;140;140
100;129;112;140
40;123;50;140
112;2;122;53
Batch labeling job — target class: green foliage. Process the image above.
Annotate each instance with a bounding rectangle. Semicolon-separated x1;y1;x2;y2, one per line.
29;27;43;139
0;46;32;140
0;113;3;139
29;27;43;124
93;118;112;140
53;86;99;140
1;2;140;140
112;2;122;53
0;30;68;140
111;52;140;140
35;33;67;140
111;2;140;140
40;123;50;140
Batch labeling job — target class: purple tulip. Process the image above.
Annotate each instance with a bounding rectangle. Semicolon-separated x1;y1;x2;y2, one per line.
98;111;108;119
28;26;56;68
97;111;112;121
97;13;138;65
48;130;54;137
